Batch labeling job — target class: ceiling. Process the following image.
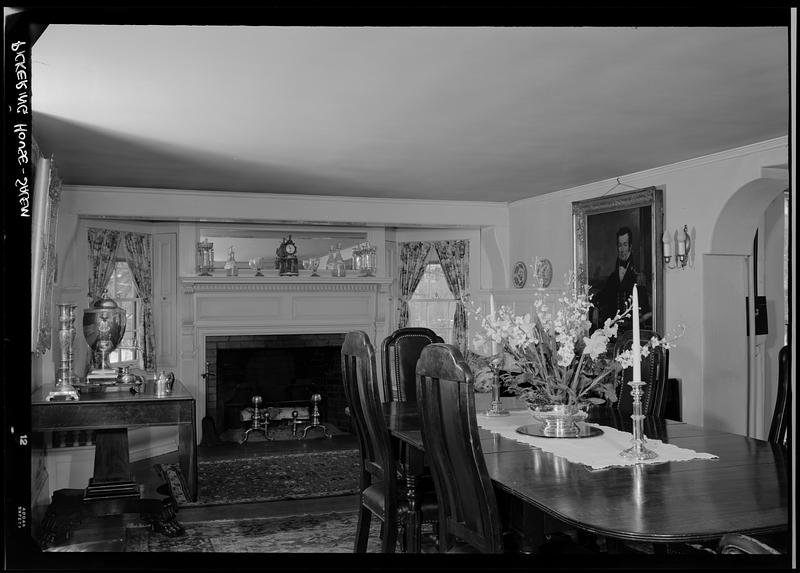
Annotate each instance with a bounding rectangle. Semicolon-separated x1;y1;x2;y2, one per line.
31;25;789;203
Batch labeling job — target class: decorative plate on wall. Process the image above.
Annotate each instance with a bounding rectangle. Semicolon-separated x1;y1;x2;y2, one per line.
512;261;527;288
532;257;553;289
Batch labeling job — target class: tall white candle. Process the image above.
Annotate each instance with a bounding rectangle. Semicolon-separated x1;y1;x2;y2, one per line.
632;284;641;382
489;294;500;355
677;227;687;256
662;230;671;258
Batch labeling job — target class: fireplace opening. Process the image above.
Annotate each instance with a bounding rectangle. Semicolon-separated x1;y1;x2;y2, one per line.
205;333;350;436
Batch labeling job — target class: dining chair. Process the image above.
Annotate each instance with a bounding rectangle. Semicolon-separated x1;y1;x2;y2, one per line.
767;345;790;446
416;343;505;553
612;329;669;418
380;327;443;551
717;533;783;554
341;330;437;553
381;327;443;403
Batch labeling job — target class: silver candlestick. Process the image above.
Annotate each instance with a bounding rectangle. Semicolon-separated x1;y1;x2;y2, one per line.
484;362;509;417
47;303;80;401
620;380;657;461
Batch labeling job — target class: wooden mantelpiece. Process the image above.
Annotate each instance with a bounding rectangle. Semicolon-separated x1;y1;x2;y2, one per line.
181;275;393;292
179;274;393;437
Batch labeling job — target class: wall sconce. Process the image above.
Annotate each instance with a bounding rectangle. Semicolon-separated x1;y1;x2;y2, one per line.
662;225;691;269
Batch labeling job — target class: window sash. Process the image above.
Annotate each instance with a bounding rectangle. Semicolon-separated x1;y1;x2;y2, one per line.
408;261;455;344
106;261;143;366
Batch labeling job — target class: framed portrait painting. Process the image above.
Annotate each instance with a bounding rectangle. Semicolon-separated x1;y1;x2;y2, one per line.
572;186;664;336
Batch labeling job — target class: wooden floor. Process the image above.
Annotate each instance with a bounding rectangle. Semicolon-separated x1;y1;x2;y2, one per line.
42;434;361;552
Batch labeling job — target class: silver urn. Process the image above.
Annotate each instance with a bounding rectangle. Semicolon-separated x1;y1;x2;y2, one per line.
83;294;127;380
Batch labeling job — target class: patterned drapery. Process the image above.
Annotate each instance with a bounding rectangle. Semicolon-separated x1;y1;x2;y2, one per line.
124;232;156;370
434;240;470;354
397;242;432;329
87;228;121;302
87;228;120;368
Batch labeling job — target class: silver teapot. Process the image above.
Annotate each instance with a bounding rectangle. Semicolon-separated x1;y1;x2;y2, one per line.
155;371;175;397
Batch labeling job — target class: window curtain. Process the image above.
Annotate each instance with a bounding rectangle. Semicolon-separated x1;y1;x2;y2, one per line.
87;228;121;367
87;228;121;302
123;231;156;370
433;240;470;355
397;241;432;329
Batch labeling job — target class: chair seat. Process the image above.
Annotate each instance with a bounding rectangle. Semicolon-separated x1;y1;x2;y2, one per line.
361;483;389;520
362;481;438;522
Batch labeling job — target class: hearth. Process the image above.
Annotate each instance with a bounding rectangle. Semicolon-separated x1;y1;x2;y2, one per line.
204;333;350;436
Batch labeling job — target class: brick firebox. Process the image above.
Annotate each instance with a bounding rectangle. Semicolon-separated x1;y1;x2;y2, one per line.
205;333;350;435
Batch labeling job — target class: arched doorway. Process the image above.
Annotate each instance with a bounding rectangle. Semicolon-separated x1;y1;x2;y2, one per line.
702;165;789;437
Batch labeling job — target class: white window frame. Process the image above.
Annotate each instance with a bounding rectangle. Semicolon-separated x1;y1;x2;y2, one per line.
408;258;456;344
105;260;144;368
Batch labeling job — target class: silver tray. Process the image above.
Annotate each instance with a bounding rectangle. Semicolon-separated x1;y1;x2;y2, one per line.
516;423;604;439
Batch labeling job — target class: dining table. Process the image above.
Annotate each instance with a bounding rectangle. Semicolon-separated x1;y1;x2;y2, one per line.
383;401;789;554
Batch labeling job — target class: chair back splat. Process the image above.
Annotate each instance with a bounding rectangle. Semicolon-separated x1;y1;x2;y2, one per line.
381;327;443;403
416;343;504;553
768;345;790;446
613;329;669;418
341;330;400;552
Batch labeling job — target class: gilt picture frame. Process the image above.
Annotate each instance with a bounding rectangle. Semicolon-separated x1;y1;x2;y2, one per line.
572;186;664;336
31;155;62;355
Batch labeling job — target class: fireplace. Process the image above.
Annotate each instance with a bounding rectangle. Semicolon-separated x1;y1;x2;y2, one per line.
180;275;392;437
205;333;349;435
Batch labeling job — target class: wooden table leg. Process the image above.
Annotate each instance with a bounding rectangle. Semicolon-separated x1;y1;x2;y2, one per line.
404;467;420;552
402;445;426;553
84;428;140;502
496;489;546;554
178;422;197;502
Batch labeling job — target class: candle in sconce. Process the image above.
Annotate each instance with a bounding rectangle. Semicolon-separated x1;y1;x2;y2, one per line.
489;294;500;356
632;284;641;382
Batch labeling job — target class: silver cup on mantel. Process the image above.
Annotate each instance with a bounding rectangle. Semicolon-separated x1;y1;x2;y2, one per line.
83;293;127;383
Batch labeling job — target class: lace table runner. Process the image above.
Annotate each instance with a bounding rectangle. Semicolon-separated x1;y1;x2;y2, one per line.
477;410;718;470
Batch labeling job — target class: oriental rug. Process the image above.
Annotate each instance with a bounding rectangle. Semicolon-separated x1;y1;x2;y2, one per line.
124;512;382;553
155;449;361;507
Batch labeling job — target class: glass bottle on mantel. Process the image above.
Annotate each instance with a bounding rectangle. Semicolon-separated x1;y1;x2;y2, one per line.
332;243;347;277
352;243;364;275
224;246;238;277
359;240;377;276
325;245;336;272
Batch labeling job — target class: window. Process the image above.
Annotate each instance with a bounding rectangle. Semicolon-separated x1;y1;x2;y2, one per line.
105;261;143;366
408;262;455;344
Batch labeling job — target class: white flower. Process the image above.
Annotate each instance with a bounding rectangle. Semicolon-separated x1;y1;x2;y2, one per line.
583;330;609;360
602;318;619;339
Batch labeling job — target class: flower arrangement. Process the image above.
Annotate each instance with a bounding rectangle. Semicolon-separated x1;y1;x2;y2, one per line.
472;273;681;411
464;350;496;393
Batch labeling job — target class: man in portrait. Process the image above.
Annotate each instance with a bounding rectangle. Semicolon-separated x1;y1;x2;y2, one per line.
592;226;651;333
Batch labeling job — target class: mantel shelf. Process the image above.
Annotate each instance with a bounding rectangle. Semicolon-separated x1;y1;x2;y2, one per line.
181;275;392;286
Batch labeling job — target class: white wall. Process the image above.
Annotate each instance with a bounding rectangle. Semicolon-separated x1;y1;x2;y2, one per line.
506;137;788;427
57;187;508;229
